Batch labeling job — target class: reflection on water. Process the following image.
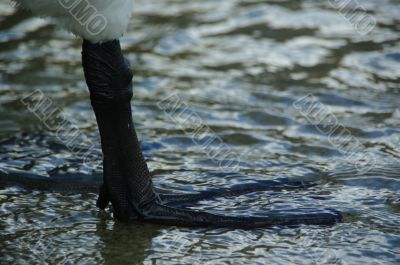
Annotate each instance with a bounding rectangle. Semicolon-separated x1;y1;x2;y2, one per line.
0;0;399;264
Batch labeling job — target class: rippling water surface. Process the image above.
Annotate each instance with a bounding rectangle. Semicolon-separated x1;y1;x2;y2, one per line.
0;0;399;264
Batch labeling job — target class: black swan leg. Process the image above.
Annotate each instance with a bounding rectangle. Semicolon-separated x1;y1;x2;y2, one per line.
82;39;341;227
82;39;140;221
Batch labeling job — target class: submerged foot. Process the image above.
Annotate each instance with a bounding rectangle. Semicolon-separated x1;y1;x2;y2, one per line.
137;199;341;228
82;38;342;228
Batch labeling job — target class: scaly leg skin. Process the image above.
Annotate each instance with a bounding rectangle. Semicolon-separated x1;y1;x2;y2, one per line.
82;39;342;227
82;39;140;221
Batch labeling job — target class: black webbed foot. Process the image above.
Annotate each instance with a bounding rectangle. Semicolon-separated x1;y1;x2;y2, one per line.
82;38;342;228
157;177;316;207
136;200;341;228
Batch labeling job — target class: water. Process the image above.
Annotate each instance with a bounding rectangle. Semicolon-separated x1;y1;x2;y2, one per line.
0;0;399;264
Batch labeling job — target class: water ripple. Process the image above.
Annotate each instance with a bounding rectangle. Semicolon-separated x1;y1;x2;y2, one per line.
0;0;399;264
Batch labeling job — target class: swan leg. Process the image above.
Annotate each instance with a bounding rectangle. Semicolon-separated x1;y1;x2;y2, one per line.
82;39;142;221
82;39;341;227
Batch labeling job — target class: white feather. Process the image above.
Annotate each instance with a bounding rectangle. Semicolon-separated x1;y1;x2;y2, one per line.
13;0;134;43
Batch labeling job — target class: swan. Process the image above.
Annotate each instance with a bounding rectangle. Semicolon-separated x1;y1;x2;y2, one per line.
13;0;132;43
10;0;341;227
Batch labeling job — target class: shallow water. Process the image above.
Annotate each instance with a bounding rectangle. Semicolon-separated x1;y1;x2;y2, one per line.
0;0;399;264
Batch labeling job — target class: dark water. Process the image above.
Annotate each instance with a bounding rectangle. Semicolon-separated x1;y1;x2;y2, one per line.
0;0;399;264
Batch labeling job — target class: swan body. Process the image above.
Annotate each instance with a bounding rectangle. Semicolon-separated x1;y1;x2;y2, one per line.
13;0;133;42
